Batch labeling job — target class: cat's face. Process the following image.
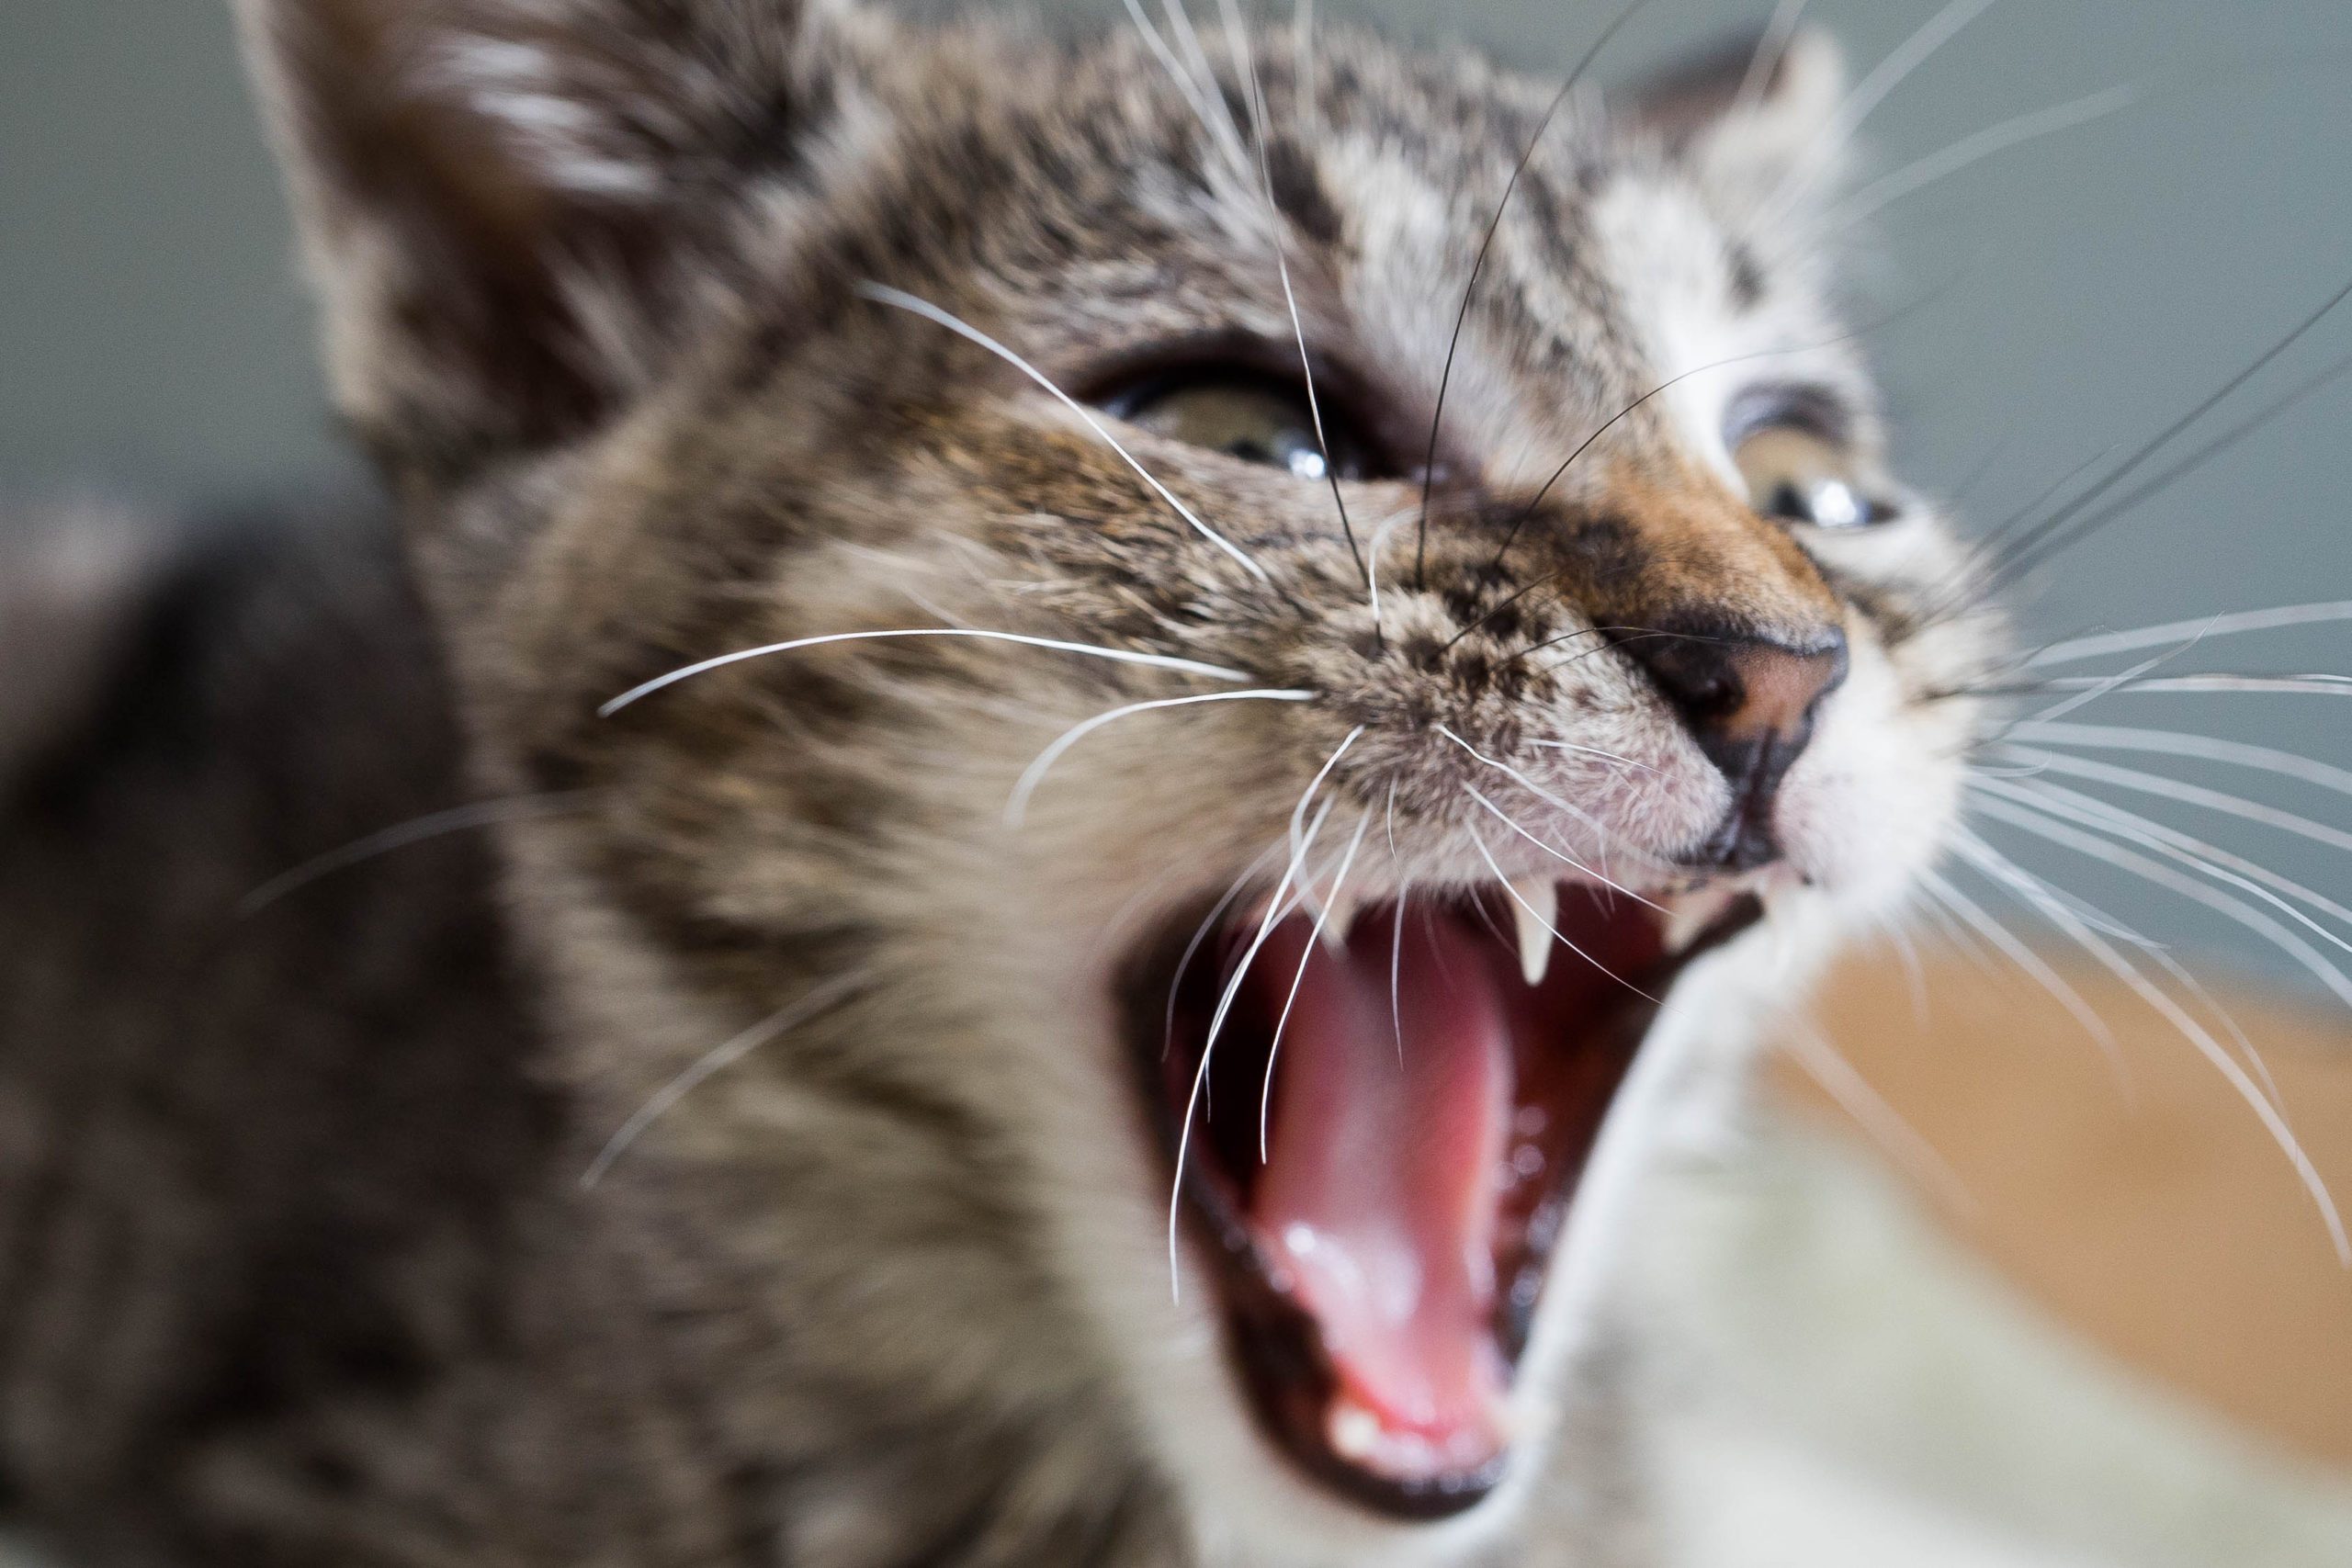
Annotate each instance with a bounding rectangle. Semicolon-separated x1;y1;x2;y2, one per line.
245;1;1994;1560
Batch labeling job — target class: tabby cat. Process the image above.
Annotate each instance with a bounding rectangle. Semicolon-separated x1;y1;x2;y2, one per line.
0;1;1992;1562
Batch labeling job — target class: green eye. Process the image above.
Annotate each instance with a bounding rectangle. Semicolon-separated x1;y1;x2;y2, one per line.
1733;424;1900;529
1109;373;1374;482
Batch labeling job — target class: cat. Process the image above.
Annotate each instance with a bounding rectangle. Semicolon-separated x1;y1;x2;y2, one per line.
0;1;1996;1562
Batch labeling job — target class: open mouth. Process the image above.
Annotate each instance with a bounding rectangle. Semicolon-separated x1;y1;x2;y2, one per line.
1120;875;1762;1519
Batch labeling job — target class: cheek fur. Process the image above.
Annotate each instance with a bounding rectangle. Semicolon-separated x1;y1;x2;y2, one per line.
1774;626;1971;914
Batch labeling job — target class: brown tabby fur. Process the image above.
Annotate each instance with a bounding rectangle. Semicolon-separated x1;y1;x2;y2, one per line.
0;2;1995;1562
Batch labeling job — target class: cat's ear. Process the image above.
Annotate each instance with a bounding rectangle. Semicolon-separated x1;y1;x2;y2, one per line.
1619;26;1849;209
235;0;874;470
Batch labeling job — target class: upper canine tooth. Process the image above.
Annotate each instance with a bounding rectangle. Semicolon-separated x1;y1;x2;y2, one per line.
1317;886;1365;954
1510;878;1558;987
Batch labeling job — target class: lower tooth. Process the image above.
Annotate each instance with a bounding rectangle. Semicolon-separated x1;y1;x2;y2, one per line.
1317;889;1362;954
1329;1402;1383;1462
1665;887;1734;953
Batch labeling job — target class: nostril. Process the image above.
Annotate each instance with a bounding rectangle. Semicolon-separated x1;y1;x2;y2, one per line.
1616;626;1848;749
1614;626;1849;870
1631;643;1739;724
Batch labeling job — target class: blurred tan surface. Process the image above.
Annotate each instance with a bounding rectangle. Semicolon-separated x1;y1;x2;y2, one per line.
1781;948;2352;1474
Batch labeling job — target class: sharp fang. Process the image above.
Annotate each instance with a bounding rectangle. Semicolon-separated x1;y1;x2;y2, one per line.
1665;886;1735;954
1317;886;1365;954
1510;878;1557;987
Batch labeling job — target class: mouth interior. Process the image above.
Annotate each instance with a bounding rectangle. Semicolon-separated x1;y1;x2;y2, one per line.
1134;882;1754;1518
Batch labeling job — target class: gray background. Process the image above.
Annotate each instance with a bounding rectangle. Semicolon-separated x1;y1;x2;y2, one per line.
6;0;2351;985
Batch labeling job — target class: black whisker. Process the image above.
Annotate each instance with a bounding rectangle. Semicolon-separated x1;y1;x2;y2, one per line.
1412;0;1652;592
1439;570;1568;652
1503;626;1713;674
1970;267;2352;589
1988;340;2352;589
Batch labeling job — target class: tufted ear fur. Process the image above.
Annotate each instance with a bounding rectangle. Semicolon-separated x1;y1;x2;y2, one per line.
1620;25;1849;211
235;0;875;475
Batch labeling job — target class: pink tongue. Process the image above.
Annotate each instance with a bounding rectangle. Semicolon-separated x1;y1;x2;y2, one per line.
1252;913;1513;1469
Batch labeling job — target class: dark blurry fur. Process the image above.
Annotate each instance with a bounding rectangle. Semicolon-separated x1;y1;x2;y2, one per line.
0;505;556;1560
0;2;1996;1562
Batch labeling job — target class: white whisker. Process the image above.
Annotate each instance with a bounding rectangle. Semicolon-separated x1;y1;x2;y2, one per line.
1466;828;1657;1004
1261;811;1372;1161
1527;737;1657;773
1827;0;1999;143
1918;865;2123;1077
1162;0;1254;176
2027;600;2352;669
1170;803;1322;1290
2011;720;2352;800
1911;883;2007;979
1778;1012;1977;1216
2028;640;2201;726
1464;784;1665;912
1164;842;1285;1065
855;284;1272;582
2023;674;2352;698
1829;85;2136;230
1997;745;2352;859
1170;726;1358;1296
1437;725;1661;874
1220;0;1374;612
1385;781;1408;1066
1964;789;2294;1117
1986;772;2352;949
1971;782;2352;1011
1768;0;2000;220
1291;724;1365;876
1121;0;1253;181
240;791;597;914
1731;0;1811;122
1952;826;2346;1261
1883;914;1936;1030
1007;688;1317;827
602;627;1252;716
582;969;872;1188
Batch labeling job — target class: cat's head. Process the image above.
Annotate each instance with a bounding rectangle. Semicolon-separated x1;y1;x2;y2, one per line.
243;0;1995;1559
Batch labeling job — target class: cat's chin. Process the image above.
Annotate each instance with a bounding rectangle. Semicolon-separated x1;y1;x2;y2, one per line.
1116;874;1764;1521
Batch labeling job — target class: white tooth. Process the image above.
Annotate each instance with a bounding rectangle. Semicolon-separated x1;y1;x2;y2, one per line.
1665;886;1735;954
1329;1401;1383;1462
1510;878;1558;987
1318;886;1364;954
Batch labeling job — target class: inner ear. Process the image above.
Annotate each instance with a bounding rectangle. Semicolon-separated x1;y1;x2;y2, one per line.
239;0;865;469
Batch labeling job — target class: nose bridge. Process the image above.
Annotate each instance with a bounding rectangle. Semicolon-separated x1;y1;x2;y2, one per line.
1573;462;1845;641
1546;462;1851;870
